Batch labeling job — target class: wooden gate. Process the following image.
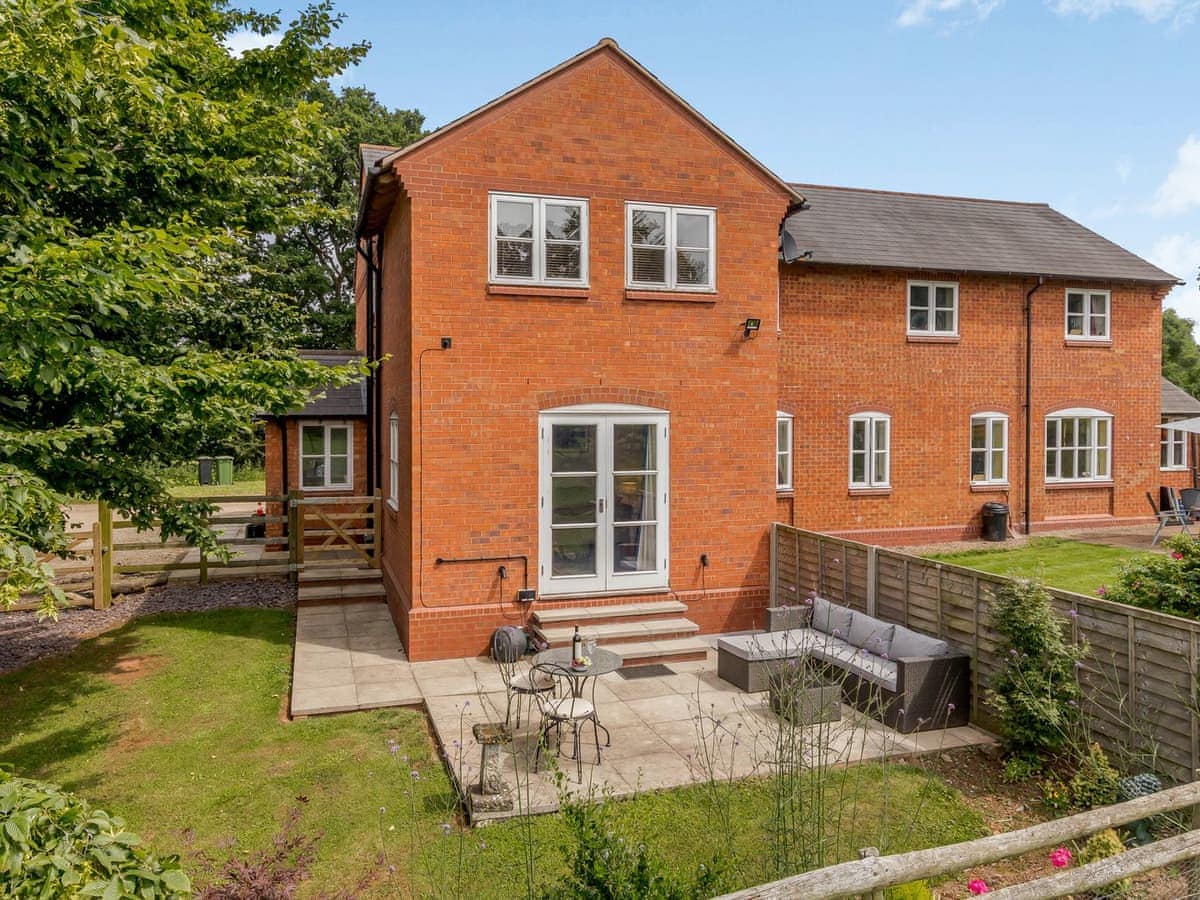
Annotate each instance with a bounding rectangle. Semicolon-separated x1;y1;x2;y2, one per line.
287;492;381;574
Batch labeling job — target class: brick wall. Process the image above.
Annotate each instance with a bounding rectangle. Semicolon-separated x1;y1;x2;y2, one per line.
262;418;368;499
779;264;1168;544
372;47;793;659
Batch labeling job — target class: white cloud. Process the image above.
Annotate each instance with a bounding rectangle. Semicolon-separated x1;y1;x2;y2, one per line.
1116;158;1133;182
1047;0;1200;24
1151;234;1200;320
897;0;1003;27
223;29;281;56
1152;136;1200;216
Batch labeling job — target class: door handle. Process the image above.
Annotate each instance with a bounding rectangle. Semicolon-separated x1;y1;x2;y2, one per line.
597;498;605;514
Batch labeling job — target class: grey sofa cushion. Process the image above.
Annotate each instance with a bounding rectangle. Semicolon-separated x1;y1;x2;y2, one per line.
811;597;854;639
847;614;896;657
717;630;820;662
889;626;949;659
846;652;899;691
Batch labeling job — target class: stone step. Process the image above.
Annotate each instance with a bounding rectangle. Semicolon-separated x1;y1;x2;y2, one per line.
604;637;711;667
532;599;687;627
297;581;386;604
297;567;382;585
535;617;700;648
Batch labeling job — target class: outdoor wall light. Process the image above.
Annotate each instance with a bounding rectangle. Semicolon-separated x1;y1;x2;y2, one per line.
741;318;762;339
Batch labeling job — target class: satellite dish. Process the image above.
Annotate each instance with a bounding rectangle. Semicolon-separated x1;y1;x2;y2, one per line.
781;230;803;263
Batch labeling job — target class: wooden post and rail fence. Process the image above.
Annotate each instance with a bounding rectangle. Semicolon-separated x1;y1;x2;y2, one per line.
3;491;380;612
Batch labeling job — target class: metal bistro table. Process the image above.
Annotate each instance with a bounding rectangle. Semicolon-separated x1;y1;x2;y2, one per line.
532;646;622;750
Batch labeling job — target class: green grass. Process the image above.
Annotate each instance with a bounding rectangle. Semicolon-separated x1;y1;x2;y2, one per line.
927;537;1146;596
166;478;267;498
0;609;986;897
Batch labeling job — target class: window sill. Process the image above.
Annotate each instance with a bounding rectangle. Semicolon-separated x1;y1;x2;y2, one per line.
1064;338;1112;348
970;482;1010;492
1161;467;1189;473
776;489;795;498
539;586;671;601
298;485;354;493
848;487;891;497
907;333;960;344
1045;480;1114;491
487;283;589;300
624;289;716;303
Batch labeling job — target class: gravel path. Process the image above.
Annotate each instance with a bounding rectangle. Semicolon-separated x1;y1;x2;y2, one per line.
0;579;295;676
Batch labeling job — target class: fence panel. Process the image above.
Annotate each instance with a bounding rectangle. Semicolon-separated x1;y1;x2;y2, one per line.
772;523;1200;784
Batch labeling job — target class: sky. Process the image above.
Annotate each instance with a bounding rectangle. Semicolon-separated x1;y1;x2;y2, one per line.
233;0;1200;321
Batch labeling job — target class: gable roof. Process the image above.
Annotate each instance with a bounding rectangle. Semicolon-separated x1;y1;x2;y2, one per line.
782;184;1179;284
1163;377;1200;417
355;39;801;237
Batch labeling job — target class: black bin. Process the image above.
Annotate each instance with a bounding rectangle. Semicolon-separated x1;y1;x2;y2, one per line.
981;501;1009;542
197;456;214;485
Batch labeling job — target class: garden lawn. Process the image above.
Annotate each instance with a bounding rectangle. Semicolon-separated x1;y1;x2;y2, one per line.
0;608;986;897
167;478;266;498
927;537;1146;597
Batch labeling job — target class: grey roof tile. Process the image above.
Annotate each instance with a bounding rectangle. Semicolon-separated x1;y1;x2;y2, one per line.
283;351;366;418
1162;377;1200;416
783;184;1178;284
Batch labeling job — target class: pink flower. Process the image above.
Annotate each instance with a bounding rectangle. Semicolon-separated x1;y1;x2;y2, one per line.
1050;846;1072;868
1173;551;1184;560
1097;585;1107;597
968;879;990;895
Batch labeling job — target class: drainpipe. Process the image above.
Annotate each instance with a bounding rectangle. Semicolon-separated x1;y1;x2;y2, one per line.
1024;277;1046;535
356;236;384;495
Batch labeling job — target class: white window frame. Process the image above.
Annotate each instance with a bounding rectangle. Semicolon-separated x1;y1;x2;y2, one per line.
1045;408;1112;483
299;421;353;491
849;412;890;489
388;412;400;509
538;404;670;597
970;413;1009;485
776;412;793;490
488;192;588;287
1162;417;1188;471
1064;289;1110;341
907;280;959;336
625;202;716;292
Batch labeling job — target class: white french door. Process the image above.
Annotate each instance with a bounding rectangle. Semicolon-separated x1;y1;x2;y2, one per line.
538;406;669;596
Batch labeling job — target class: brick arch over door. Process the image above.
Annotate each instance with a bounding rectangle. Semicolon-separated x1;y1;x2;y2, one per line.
536;386;670;411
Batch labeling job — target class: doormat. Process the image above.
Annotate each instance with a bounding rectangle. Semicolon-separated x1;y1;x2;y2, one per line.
617;664;674;680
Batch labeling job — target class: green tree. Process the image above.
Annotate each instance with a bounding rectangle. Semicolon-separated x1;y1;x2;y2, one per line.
1162;307;1200;397
254;85;424;349
0;0;368;615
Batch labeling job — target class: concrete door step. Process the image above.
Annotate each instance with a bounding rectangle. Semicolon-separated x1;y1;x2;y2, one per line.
604;637;711;667
536;617;700;647
297;582;386;604
297;567;382;584
532;599;687;626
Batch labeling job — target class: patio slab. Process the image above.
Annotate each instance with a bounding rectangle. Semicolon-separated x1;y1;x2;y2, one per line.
289;601;423;717
420;646;998;823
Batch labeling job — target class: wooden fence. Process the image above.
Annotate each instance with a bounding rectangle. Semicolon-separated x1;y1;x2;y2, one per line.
771;523;1200;784
6;492;379;612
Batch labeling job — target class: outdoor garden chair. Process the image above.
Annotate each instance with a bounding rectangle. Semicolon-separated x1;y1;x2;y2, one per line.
494;656;555;728
1181;487;1200;521
531;660;603;783
1148;490;1191;546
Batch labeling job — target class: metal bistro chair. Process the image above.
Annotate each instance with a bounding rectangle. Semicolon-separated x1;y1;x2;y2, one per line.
1148;490;1192;546
495;655;555;729
1181;487;1200;521
532;660;602;783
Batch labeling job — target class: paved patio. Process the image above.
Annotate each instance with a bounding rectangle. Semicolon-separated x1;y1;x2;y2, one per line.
415;647;997;823
290;602;421;716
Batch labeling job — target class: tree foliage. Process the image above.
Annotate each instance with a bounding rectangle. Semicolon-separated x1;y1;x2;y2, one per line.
1162;307;1200;398
252;85;424;349
0;0;369;615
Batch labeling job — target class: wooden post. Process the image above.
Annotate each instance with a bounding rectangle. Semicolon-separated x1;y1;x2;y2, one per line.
1188;768;1200;899
91;520;103;610
858;847;884;900
866;546;878;617
1190;630;1199;777
97;500;112;609
1127;613;1137;747
198;549;208;585
769;523;777;607
288;490;304;576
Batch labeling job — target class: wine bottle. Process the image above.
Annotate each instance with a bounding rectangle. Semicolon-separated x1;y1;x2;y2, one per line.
572;625;583;667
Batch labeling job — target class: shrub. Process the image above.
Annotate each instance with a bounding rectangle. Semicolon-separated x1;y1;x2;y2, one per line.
887;880;934;899
195;808;320;899
1068;743;1120;810
1040;777;1071;814
1077;828;1130;896
987;577;1085;758
1001;752;1043;783
0;769;191;898
1104;534;1200;618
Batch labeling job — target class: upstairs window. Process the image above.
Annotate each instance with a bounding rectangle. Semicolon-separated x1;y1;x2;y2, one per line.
1162;418;1188;470
300;422;352;490
489;193;588;286
776;412;793;490
1065;289;1110;341
1045;409;1111;482
849;412;890;489
908;281;958;336
970;413;1008;485
626;203;715;291
388;412;400;508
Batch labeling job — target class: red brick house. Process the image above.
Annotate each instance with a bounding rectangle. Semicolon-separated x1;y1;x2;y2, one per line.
288;39;1182;660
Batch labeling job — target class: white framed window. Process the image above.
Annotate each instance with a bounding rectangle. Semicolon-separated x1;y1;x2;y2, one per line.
626;203;715;291
849;412;890;488
300;421;352;490
388;412;399;508
776;412;793;490
1162;417;1188;471
489;193;588;286
538;405;669;596
1065;289;1110;340
908;280;958;336
970;413;1008;484
1045;409;1111;482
